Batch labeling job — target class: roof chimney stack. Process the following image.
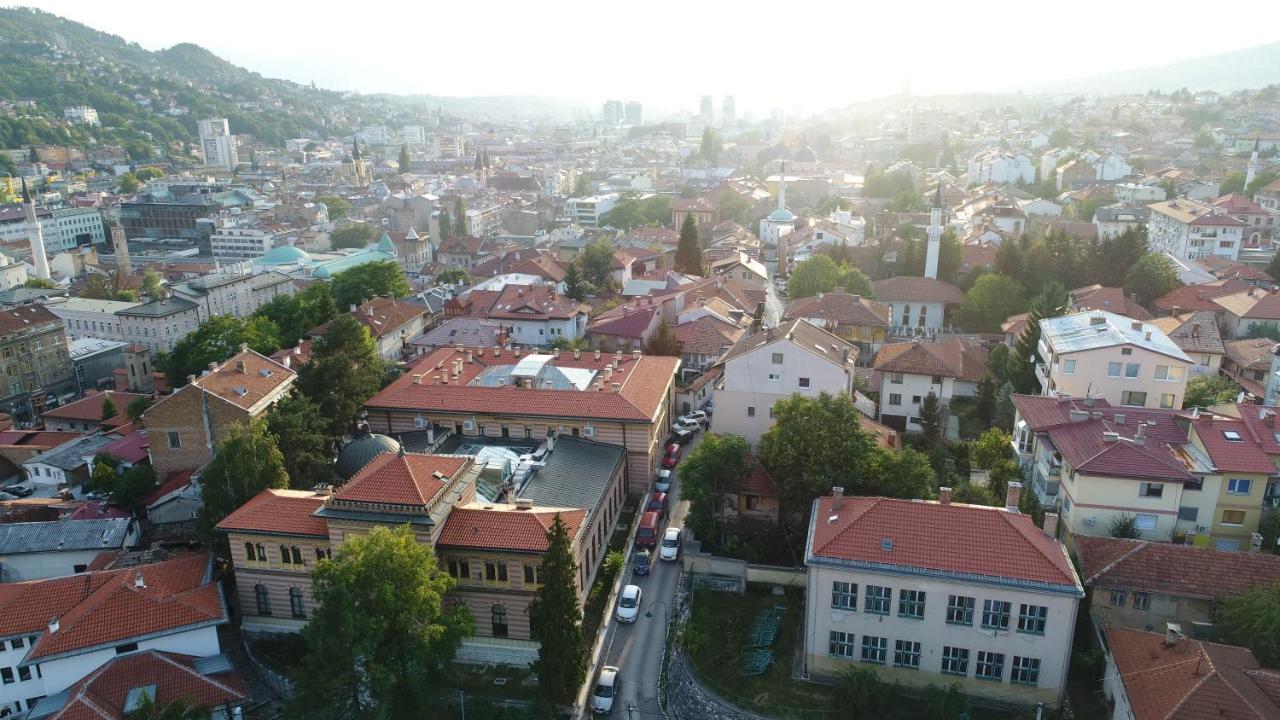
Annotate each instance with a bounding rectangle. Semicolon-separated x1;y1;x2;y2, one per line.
48;617;59;634
1005;481;1022;512
831;486;844;499
1043;512;1059;539
939;486;952;505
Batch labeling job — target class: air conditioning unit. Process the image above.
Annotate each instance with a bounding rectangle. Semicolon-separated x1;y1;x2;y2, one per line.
414;415;427;429
1196;525;1209;533
582;425;596;438
1084;517;1097;527
462;419;476;432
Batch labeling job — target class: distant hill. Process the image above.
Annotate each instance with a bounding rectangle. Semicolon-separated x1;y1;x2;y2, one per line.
1032;41;1280;95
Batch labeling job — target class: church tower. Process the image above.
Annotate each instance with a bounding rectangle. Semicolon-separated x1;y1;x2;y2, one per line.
22;179;50;281
924;184;943;280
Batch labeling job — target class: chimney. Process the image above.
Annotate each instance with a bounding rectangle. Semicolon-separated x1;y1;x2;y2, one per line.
611;382;621;392
466;350;474;363
48;617;59;634
412;374;423;385
831;486;844;499
1131;321;1142;331
235;360;246;373
939;486;953;505
313;484;333;497
632;349;642;360
594;349;601;361
522;377;533;389
350;304;358;313
456;342;464;352
134;572;145;589
1005;481;1022;511
1043;512;1059;539
1135;422;1147;446
574;350;581;360
208;361;218;371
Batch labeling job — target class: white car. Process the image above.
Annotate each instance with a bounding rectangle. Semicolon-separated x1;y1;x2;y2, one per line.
659;528;682;562
615;584;642;624
679;410;709;426
671;418;700;434
592;666;620;714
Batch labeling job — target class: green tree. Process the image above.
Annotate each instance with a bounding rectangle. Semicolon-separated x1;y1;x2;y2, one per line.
679;433;750;544
938;229;964;284
640;195;672;226
1220;172;1246;196
715;191;750;225
836;264;874;297
956;273;1027;333
1109;513;1141;539
315;195;350;221
562;261;589;301
700;127;721;163
1267;252;1280;284
1194;130;1215;149
971;428;1014;470
198;419;289;536
887;189;926;212
758;393;877;516
918;392;942;447
126;395;152;422
1124;253;1182;305
675;214;702;275
643;320;681;357
125;691;210;720
118;172;140;194
267;394;333;488
789;255;840;299
330;224;375;250
1049;128;1073;148
1248;171;1280;199
162;315;282;385
290;525;472;720
135;167;165;182
453;197;468;236
255;283;337;346
297;315;388;439
598;200;646;231
529;514;587;707
437;210;452;240
1183;374;1240;408
23;277;54;289
578;240;616;287
329;260;410;309
101;397;118;421
398;144;410;174
141;267;166;300
863;447;937;500
1218;583;1280;667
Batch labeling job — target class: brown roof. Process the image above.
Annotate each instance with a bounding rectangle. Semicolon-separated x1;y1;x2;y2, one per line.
872;339;988;381
1153;279;1251;312
1224;338;1276;371
437;505;586;552
870;276;965;304
672;315;743;356
348;296;427;340
1076;536;1280;599
1212;289;1280;320
0;303;62;335
717;319;858;369
216;488;329;537
334;453;469;508
41;391;149;426
47;650;246;720
1148;311;1226;356
187;349;295;410
479;284;588;321
1070;284;1153;321
1104;626;1280;720
783;292;890;328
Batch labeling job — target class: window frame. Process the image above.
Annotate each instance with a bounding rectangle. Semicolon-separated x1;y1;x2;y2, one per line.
1017;604;1048;635
864;585;892;615
1227;478;1253;496
975;651;1005;681
898;589;926;619
941;646;970;676
828;630;856;658
981;599;1012;630
831;581;857;611
1011;656;1041;686
860;635;888;665
946;595;975;625
893;639;921;669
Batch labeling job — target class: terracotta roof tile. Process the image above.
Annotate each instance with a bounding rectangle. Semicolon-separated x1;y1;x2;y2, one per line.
1190;417;1276;473
1148;312;1225;356
1153;279;1250;312
1224;338;1276;371
437;505;586;552
1077;536;1280;599
41;391;150;425
870;276;965;304
672;315;743;355
872;339;988;381
335;453;468;507
808;495;1080;590
186;350;295;410
216;489;328;537
1069;284;1152;321
784;292;890;328
47;650;246;720
347;297;427;340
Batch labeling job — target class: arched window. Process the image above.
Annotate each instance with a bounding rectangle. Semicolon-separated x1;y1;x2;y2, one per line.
255;584;271;616
917;305;928;328
255;544;266;561
491;604;508;638
900;304;911;327
291;546;303;565
290;588;306;619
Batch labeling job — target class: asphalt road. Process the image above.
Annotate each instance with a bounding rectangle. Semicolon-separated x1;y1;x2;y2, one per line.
598;431;701;718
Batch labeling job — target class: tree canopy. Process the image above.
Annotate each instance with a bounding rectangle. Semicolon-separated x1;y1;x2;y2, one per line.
254;283;337;346
679;433;750;545
1124;253;1182;305
1218;582;1280;667
197;419;289;536
675;214;702;275
757;393;878;515
1183;374;1240;409
161;315;281;385
528;514;587;707
296;315;388;439
290;525;472;720
956;273;1027;333
266;394;333;488
578;240;617;288
330;224;375;250
643;320;681;357
329;260;410;309
315;195;350;221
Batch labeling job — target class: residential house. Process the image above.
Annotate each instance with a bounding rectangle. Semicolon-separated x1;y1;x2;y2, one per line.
803;489;1082;707
1067;285;1151;321
713;320;857;446
1256;178;1280;212
722;458;780;526
869;277;965;335
454;284;588;347
586;300;664;353
0;518;140;581
873;338;988;433
1211;287;1280;338
1182;414;1273;550
670;197;717;228
0;554;230;718
672;314;744;375
40;390;148;433
1146;311;1224;379
1150;278;1249;315
709;252;768;286
340;296;428;361
0;304;76;423
1092;206;1150;239
144;469;201;525
1037;311;1191;410
1147;198;1247;261
141;349;295;476
1197;255;1275;286
1222;338;1274;399
783;291;891;356
43;298;140;343
1076;536;1280;630
1213;193;1276;245
1102;626;1280;720
21;433;116;494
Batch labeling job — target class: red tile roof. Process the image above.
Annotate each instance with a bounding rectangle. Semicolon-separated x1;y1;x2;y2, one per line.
347;297;427;340
872;339;988;381
1104;625;1280;720
587;304;661;338
1046;419;1193;480
738;458;779;498
216;489;328;537
437;505;586;552
1152;278;1250;312
99;431;148;465
335;453;468;507
1069;284;1152;321
870;276;965;304
1224;338;1276;371
143;469;196;508
672;315;743;355
1235;404;1280;456
184;350;295;410
1077;536;1280;599
1190;417;1276;473
0;554;226;663
1213;289;1280;321
46;650;246;720
481;284;588;321
42;391;149;426
784;292;890;328
808;495;1080;590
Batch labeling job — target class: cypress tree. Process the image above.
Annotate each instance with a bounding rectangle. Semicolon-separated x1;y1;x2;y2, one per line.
675;213;702;275
454;197;468;236
398;144;410;174
528;513;587;707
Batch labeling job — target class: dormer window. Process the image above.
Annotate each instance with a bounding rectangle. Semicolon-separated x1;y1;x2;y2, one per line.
1223;430;1242;442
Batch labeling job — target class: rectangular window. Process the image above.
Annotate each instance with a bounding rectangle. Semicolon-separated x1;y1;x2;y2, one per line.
1107;361;1122;377
865;585;891;615
798;377;810;388
931;375;942;385
1121;347;1133;356
890;372;904;384
1135;513;1158;530
1178;506;1198;521
946;595;975;625
524;565;539;584
829;631;855;658
10;639;22;649
1018;604;1048;634
1155;365;1169;379
898;589;926;619
1222;509;1246;526
1011;656;1041;686
1133;593;1152;611
976;651;1005;681
485;560;508;581
768;372;782;381
1139;482;1164;498
941;646;970;676
771;352;784;364
1062;359;1076;374
167;431;181;448
831;581;857;611
1227;478;1253;495
1160;393;1176;409
1121;390;1147;406
0;668;11;684
894;640;921;669
747;406;755;417
888;393;902;406
860;635;887;665
16;667;30;682
982;599;1011;630
1109;589;1127;607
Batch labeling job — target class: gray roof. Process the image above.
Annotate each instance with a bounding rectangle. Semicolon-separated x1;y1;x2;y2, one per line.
411;316;505;348
1040;310;1192;363
519;436;625;510
1093;205;1150;223
116;297;199;318
1150;311;1225;356
24;433;115;471
0;517;133;555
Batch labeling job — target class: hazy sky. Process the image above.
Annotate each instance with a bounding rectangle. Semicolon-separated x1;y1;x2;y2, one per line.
20;0;1280;116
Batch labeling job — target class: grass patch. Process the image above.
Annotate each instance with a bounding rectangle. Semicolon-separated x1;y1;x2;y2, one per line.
439;663;539;701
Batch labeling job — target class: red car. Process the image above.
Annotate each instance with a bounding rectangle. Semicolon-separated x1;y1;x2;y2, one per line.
636;511;661;550
661;443;682;468
647;492;669;521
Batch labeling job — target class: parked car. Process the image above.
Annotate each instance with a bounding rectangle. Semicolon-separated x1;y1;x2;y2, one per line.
661;443;682;468
654;469;672;493
647;492;669;521
636;511;661;550
659;527;682;562
592;666;620;714
616;584;643;624
633;548;650;577
679;410;709;426
668;426;693;443
672;418;701;434
5;485;33;498
0;491;17;501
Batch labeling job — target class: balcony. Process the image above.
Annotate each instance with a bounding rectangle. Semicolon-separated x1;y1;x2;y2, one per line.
1034;362;1049;388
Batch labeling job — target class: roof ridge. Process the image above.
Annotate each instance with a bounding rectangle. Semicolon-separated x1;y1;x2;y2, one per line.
1161;655;1223;720
998;511;1076;585
1085;539;1147;585
154;650;248;700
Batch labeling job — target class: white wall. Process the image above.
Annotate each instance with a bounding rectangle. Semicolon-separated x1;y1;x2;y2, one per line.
1042;344;1189;410
714;337;852;445
883;301;947;333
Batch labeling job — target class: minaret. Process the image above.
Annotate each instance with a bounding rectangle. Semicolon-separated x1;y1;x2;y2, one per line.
924;184;942;280
21;179;50;281
110;221;131;277
1245;137;1260;195
777;163;788;212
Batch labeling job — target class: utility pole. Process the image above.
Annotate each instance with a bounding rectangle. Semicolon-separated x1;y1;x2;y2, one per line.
458;689;465;720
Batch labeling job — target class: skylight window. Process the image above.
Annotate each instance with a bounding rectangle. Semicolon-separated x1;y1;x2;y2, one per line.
1223;430;1242;442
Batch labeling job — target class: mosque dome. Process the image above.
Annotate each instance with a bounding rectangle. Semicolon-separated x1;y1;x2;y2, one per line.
335;432;401;480
260;245;311;265
767;207;797;223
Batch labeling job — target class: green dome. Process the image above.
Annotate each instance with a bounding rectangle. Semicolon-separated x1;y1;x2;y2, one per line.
767;207;796;223
260;245;311;265
335;433;401;479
